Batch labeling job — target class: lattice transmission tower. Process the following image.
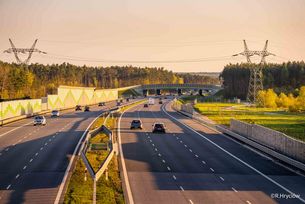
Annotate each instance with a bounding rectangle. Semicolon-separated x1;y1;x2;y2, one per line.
3;39;47;65
233;40;275;103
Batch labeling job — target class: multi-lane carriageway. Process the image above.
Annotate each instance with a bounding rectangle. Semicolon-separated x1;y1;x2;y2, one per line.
0;100;126;204
0;98;304;204
119;99;305;204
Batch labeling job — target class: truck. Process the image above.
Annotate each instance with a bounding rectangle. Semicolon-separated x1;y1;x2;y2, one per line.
148;97;155;105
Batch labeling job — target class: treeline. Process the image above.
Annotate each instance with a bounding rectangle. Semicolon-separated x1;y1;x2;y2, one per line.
0;61;216;100
220;61;305;99
176;73;219;84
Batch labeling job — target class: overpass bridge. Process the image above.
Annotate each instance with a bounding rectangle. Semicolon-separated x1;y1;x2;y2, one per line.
132;84;222;96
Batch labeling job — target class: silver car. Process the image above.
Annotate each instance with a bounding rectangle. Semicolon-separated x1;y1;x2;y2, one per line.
34;116;46;126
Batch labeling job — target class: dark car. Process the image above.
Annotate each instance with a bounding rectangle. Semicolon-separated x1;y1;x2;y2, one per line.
84;106;90;111
117;102;121;106
130;120;143;129
98;102;105;106
152;123;166;133
126;98;130;102
144;104;149;108
164;96;167;99
75;105;82;111
159;100;163;104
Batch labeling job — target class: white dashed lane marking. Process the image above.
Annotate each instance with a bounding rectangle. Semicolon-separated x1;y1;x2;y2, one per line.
167;166;171;171
162;159;166;163
202;161;206;164
179;186;184;191
15;174;20;179
232;187;238;192
220;176;225;181
210;168;215;172
23;165;27;170
189;200;194;204
6;184;11;190
173;175;177;180
195;154;199;158
30;158;33;163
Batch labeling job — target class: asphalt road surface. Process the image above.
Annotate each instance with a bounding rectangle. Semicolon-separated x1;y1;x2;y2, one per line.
119;99;305;204
0;100;125;204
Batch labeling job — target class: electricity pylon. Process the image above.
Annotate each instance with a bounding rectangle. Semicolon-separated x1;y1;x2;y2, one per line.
233;40;275;103
3;39;46;65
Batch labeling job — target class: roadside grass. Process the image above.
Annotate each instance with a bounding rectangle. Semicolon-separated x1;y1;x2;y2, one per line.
194;102;305;141
96;156;124;204
64;159;93;204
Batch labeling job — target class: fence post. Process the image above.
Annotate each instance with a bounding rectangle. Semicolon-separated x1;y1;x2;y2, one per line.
93;178;96;204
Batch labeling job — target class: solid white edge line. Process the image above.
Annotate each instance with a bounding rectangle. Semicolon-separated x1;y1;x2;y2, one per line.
162;102;305;203
54;111;104;204
118;105;136;204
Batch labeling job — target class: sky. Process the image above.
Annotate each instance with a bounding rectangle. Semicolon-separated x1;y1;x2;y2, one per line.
0;0;305;72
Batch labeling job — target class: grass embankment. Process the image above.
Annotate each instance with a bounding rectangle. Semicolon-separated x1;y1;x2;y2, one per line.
64;112;124;204
193;102;305;141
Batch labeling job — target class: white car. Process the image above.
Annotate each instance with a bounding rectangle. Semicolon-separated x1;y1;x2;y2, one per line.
34;116;46;126
51;110;60;117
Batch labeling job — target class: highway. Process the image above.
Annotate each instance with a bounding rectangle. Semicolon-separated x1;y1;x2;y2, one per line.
119;99;305;204
0;100;120;204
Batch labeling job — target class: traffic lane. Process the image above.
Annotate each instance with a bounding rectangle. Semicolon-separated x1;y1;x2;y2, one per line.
141;104;279;204
0;99;140;203
0;100;117;142
163;102;305;186
1;113;98;204
0;104;112;203
120;104;188;204
123;103;254;204
161;102;305;203
0;101;116;152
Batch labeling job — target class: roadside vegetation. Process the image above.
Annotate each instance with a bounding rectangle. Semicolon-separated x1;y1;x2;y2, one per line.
0;60;216;100
64;112;124;204
193;102;305;141
257;87;305;112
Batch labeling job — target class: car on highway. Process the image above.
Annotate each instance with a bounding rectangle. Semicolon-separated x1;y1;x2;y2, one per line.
148;98;154;105
117;102;121;106
51;110;59;117
98;102;105;106
152;122;166;133
34;115;46;126
130;119;143;129
126;98;130;102
144;104;149;108
75;105;82;111
84;106;90;111
159;100;163;104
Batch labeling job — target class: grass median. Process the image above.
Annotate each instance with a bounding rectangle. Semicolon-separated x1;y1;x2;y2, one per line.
64;111;124;204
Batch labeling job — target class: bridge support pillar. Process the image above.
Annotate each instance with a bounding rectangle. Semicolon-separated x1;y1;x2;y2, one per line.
143;89;148;97
177;89;182;95
199;89;203;96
